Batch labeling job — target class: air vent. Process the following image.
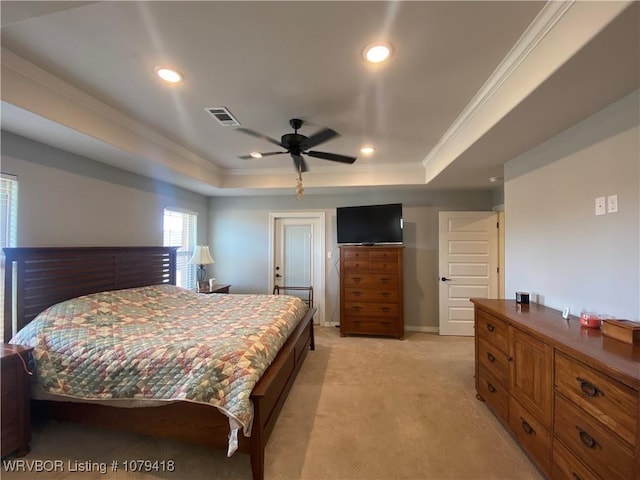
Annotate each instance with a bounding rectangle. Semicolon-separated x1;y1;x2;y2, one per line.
205;107;240;126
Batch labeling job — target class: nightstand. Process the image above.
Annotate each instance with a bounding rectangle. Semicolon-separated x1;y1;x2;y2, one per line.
199;284;231;294
1;344;33;458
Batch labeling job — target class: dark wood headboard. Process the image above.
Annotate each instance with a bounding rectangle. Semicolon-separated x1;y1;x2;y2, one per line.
3;246;178;342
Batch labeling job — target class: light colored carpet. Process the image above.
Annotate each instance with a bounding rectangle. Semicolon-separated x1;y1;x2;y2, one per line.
1;327;543;480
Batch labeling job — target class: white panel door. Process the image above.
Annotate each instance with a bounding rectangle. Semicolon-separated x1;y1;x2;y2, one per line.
275;220;312;289
439;211;498;336
272;214;324;324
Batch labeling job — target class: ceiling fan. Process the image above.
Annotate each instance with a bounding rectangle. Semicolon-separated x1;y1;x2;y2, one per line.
237;118;357;172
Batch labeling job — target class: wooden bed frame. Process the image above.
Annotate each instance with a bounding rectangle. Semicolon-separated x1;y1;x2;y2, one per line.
2;246;315;480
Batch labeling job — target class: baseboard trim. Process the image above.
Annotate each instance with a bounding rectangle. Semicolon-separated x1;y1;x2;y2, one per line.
405;326;439;334
324;323;439;334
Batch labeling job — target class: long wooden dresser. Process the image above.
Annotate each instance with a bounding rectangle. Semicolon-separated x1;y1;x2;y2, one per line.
471;299;639;479
339;245;404;338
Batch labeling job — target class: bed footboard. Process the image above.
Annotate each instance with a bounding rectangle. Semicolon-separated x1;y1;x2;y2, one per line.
249;307;315;479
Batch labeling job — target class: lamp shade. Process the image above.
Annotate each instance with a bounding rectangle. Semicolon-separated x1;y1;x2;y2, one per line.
188;245;215;265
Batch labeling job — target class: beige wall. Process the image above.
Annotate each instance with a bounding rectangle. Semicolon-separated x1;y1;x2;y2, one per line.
505;90;639;320
209;190;494;330
0;131;497;331
1;131;209;247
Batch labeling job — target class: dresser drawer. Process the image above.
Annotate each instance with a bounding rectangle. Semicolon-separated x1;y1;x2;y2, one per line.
1;361;18;395
342;249;370;261
476;309;508;352
478;337;509;386
341;318;398;335
477;365;508;425
342;273;397;288
1;419;20;455
554;394;634;479
343;302;398;318
509;397;552;474
555;351;637;447
1;390;19;427
552;439;600;480
370;249;398;261
370;260;398;272
343;287;398;303
343;260;370;271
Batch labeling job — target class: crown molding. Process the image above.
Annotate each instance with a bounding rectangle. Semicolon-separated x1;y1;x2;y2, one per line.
421;0;632;185
422;1;574;172
1;48;221;176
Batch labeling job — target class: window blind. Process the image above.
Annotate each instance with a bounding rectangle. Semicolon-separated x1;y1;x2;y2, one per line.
0;173;18;330
1;173;18;249
163;208;197;290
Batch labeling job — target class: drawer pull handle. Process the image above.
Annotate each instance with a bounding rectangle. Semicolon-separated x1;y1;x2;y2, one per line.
486;352;496;363
352;306;362;311
506;355;513;362
575;427;600;449
487;382;496;393
571;474;583;480
353;277;362;283
352;292;361;297
576;377;603;397
381;307;390;313
381;278;390;284
520;418;536;436
381;292;390;297
486;323;495;332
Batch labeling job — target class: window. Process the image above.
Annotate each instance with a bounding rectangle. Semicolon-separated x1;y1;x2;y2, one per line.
163;208;197;290
1;174;18;323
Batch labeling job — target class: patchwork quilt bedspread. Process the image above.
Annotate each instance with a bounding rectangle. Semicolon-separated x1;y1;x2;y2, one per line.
11;285;308;442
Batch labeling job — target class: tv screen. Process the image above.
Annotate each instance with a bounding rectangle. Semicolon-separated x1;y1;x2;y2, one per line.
336;203;403;244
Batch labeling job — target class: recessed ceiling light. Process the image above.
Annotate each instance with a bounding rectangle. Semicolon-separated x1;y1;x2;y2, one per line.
250;152;263;159
363;43;392;64
360;146;376;155
154;66;183;84
488;176;503;183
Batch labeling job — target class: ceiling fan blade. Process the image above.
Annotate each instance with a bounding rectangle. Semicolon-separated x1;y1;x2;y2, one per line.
307;150;357;164
299;128;338;150
238;151;286;159
291;153;308;173
236;127;283;148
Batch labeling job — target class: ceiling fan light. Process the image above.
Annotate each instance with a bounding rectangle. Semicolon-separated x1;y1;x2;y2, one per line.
360;146;376;155
363;43;392;64
154;66;182;84
250;152;263;158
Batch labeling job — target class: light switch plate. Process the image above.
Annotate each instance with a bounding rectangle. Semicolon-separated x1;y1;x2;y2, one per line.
607;194;618;213
595;196;606;216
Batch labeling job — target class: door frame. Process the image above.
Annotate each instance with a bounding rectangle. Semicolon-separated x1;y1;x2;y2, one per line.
268;211;326;325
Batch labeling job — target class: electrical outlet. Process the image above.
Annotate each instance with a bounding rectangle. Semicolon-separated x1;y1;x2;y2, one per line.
595;196;606;216
607;194;618;213
327;251;332;259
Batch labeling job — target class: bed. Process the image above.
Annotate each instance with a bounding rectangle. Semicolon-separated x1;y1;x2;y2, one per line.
2;246;315;480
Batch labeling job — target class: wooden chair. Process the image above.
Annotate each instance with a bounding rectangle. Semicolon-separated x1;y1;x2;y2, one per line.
272;285;313;309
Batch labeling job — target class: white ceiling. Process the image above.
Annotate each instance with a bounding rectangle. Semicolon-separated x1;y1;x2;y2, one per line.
1;1;638;196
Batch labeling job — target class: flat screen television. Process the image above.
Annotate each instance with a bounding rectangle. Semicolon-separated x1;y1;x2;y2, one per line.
336;203;403;245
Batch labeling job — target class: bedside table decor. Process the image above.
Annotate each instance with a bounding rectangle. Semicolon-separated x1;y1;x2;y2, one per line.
199;283;231;294
188;245;215;291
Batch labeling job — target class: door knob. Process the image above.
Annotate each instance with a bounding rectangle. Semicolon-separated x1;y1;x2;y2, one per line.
441;277;452;282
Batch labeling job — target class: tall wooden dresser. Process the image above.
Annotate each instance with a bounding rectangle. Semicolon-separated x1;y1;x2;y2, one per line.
471;299;639;480
339;245;404;338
